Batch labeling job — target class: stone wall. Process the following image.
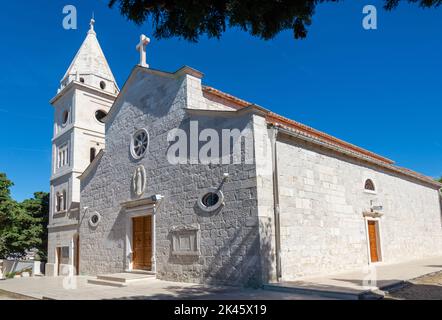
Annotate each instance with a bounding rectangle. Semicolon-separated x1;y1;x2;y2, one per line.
272;135;442;280
46;225;77;276
79;67;262;286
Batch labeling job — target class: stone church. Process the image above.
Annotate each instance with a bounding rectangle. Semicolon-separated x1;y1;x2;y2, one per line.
46;20;442;286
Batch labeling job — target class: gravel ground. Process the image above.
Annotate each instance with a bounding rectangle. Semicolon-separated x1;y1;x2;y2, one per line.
385;271;442;300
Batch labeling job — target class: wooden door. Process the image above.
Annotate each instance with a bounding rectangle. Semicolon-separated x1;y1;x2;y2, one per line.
74;236;80;275
368;221;379;262
132;216;152;270
56;247;61;276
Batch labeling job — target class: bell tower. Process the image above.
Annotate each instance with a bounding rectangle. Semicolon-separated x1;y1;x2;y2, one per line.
46;19;119;276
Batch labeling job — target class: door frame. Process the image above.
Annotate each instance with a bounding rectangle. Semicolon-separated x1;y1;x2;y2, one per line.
364;217;383;264
124;203;156;272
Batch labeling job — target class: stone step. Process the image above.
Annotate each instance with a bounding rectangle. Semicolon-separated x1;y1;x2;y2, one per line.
87;279;127;288
96;272;155;283
128;270;156;276
87;271;156;287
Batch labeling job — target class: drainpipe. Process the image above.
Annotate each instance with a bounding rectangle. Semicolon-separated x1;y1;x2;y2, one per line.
268;125;282;282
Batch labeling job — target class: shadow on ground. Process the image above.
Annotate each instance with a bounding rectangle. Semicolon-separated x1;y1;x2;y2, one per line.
106;285;300;300
385;282;442;300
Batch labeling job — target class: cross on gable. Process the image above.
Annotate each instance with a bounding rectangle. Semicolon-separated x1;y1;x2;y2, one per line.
136;34;151;68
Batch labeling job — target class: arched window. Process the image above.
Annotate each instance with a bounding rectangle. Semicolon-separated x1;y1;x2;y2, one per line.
90;147;96;163
55;191;66;212
62;110;69;125
364;179;375;191
56;192;61;212
62;190;67;211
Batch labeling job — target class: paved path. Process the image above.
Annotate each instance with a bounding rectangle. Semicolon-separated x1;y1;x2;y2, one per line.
272;256;442;297
1;256;441;300
0;276;328;300
0;289;35;300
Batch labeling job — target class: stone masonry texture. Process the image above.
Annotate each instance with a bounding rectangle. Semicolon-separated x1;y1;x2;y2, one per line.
80;68;262;286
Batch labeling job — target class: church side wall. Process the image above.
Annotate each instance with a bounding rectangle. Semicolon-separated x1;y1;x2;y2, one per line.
273;136;442;280
80;70;262;286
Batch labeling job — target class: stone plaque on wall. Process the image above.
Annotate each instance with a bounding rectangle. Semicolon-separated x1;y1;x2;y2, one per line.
170;224;200;256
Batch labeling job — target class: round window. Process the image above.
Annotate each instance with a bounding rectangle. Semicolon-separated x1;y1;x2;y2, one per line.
202;192;219;207
88;212;101;228
91;215;99;224
79;77;85;83
130;129;149;159
62;110;69;125
197;188;224;212
100;81;106;90
95;110;107;123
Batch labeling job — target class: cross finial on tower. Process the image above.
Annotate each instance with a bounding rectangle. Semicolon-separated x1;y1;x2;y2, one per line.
136;34;150;68
88;17;96;34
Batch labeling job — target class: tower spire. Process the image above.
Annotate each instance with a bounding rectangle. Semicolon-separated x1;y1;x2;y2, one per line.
58;19;118;94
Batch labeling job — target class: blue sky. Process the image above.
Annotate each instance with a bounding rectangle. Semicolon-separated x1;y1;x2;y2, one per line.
0;0;441;201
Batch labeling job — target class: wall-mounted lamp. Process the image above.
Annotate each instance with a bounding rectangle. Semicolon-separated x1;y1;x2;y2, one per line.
152;194;164;202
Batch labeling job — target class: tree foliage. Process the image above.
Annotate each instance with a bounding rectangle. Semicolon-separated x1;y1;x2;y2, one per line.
108;0;442;42
21;192;49;260
0;173;49;260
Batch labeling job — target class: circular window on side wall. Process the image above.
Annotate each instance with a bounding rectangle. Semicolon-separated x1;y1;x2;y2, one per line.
130;129;149;159
88;211;101;228
95;110;107;123
197;188;224;212
62;110;69;125
100;81;106;90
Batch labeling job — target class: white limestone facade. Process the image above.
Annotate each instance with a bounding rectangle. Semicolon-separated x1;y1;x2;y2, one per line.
46;20;118;276
252;124;442;281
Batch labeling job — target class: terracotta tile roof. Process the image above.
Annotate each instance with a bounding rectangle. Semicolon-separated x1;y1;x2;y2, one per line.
202;85;441;188
203;86;250;108
203;85;393;164
265;112;394;164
